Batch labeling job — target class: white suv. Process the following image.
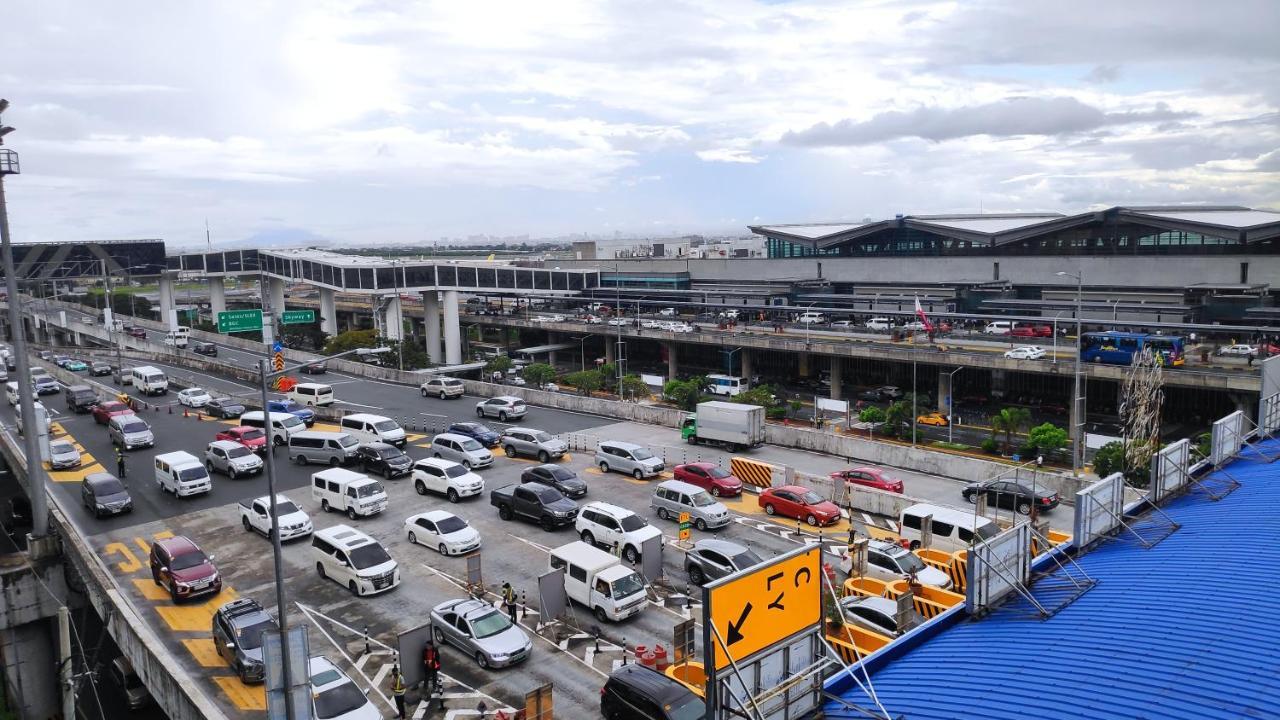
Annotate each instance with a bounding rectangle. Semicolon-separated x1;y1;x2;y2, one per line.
411;457;484;503
311;524;400;597
421;376;465;399
575;502;663;564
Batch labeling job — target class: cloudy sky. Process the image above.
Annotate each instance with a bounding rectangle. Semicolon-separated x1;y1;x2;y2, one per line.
4;0;1278;247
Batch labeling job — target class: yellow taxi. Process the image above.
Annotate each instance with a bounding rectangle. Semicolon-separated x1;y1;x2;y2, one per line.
916;412;949;427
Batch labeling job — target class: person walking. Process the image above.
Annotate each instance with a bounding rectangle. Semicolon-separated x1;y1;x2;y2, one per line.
115;447;127;478
390;665;407;719
501;582;517;624
421;639;441;698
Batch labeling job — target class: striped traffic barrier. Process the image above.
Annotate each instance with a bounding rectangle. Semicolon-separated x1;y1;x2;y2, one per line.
729;456;774;489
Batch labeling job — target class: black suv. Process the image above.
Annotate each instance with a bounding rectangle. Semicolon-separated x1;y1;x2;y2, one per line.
601;664;704;720
212;598;278;683
192;341;218;357
520;464;587;498
357;442;412;479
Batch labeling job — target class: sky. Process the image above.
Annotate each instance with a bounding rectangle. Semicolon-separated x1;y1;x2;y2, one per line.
3;0;1278;247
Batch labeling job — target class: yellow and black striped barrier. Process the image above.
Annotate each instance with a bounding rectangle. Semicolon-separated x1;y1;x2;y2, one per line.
730;456;775;489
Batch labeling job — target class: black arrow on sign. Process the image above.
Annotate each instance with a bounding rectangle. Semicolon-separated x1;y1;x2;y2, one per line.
727;602;752;646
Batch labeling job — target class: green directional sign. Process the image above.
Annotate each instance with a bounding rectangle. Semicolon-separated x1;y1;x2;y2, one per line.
217;309;264;334
280;309;316;325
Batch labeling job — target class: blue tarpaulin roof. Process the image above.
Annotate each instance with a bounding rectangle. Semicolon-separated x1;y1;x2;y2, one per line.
826;439;1280;720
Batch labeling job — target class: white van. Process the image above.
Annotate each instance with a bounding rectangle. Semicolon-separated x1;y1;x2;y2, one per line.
289;431;359;466
15;401;51;436
549;541;648;622
983;321;1013;336
130;366;169;395
289;382;334;407
174;325;191;339
311;467;388;519
240;410;305;446
865;317;893;331
898;503;999;553
154;451;213;497
339;413;406;448
311;524;400;596
5;381;19;406
163;332;188;349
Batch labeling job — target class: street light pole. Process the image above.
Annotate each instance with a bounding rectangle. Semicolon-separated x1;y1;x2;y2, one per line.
1058;270;1084;478
947;367;963;445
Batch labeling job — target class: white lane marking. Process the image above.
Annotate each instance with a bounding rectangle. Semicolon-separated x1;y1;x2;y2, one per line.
337;400;384;410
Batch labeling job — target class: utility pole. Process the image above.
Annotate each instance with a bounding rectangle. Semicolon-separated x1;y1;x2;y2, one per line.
0;99;50;540
1058;270;1085;477
59;606;74;720
258;356;295;720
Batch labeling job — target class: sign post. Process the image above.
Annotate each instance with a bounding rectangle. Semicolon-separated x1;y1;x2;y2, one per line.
272;340;285;372
217;309;264;334
281;309;315;325
678;511;691;542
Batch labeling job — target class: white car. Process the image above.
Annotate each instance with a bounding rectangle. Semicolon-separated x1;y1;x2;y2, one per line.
1218;344;1257;357
830;320;855;329
1004;346;1047;360
843;539;954;590
506;376;527;387
902;320;927;331
640;320;663;329
665;322;695;333
797;312;826;324
865;317;892;330
176;388;212;407
606;318;629;327
308;656;380;720
575;501;664;564
412;457;485;503
583;315;603;324
404;510;481;556
658;308;678;317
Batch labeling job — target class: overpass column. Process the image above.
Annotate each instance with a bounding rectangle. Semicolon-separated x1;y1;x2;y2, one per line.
442;290;462;365
798;351;810;378
937;367;952;414
207;278;226;318
740;349;752;381
158;271;178;330
829;359;842;400
666;342;678;381
267;277;286;317
383;295;403;341
548;332;560;367
422;291;442;364
319;288;338;336
605;337;616;364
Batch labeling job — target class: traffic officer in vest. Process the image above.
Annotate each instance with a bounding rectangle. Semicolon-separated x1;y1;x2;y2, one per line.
501;582;517;624
390;664;407;719
422;639;441;697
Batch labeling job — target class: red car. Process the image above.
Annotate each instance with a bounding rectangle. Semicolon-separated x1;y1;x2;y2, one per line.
92;400;135;425
830;467;904;494
1010;325;1052;338
758;485;841;526
216;426;268;454
148;536;221;603
673;462;744;497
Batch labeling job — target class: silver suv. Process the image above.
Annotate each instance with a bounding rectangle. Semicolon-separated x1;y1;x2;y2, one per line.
500;428;566;463
595;440;663;479
475;396;527;421
205;440;264;479
421;376;465;399
109;415;154;450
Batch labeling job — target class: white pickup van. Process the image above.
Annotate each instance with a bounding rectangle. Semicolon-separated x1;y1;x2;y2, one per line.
311;467;388;519
154;451;213;497
549;541;648;623
130;366;169;396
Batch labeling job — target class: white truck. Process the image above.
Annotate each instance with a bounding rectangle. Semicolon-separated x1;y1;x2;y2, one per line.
238;494;313;542
549;541;649;622
680;400;766;451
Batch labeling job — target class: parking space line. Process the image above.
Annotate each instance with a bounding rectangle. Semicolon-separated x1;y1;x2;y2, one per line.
130;578;171;601
181;638;225;667
154;589;239;632
211;676;266;711
47;462;106;483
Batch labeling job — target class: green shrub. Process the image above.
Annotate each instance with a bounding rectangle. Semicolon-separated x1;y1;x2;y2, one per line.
980;438;1000;454
858;406;886;423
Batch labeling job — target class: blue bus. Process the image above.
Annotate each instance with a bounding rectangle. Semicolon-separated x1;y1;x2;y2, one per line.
1080;332;1185;367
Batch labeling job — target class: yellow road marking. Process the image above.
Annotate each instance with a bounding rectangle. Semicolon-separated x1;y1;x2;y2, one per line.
48;462;107;483
311;421;342;433
406;433;427;443
212;676;266;711
584;468;604;475
498;455;537;464
729;496;855;537
104;543;142;573
155;588;238;632
182;638;225;668
131;578;171;601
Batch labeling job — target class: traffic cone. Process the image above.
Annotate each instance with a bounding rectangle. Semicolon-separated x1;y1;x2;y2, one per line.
167;404;172;414
183;407;189;418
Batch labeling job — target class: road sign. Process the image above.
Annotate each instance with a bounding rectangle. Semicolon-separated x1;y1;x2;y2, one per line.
217;309;263;334
273;352;285;371
705;545;821;671
678;511;691;542
281;309;315;325
272;340;283;353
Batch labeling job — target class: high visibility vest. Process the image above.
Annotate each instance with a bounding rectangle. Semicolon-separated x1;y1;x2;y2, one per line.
391;673;406;696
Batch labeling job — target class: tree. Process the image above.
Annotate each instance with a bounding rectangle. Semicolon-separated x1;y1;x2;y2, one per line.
1027;422;1068;457
1092;441;1125;479
662;378;703;411
1120;348;1165;487
735;385;778;409
323;328;379;355
484;355;514;376
565;370;603;396
858;406;886;423
991;407;1031;453
619;374;650;402
883;400;913;437
522;363;557;389
281;319;328;352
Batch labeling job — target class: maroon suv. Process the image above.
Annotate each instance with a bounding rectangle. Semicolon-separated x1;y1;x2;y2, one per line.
149;536;222;603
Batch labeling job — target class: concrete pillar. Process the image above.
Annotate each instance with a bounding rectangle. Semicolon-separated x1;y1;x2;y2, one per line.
423;291;442;364
383;294;404;341
267;277;286;316
740;349;753;381
159;271;178;330
207;278;226;318
605;338;616;364
320;288;338;336
548;332;560;368
937;368;952;414
798;351;810;378
666;341;678;381
443;290;462;365
830;359;843;401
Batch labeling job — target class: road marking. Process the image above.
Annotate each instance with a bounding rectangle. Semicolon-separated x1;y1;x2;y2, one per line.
154;588;239;632
181;638;224;667
211;676;266;711
337;400;384;410
131;578;170;601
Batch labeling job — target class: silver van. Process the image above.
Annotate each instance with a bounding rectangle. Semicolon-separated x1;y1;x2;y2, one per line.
595;440;664;479
650;479;730;530
429;432;494;469
240;410;305;446
289;430;359;466
109;415;155;450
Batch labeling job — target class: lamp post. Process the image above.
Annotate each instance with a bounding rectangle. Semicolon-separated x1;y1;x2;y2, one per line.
947;367;963;445
1051;310;1066;365
260;345;390;720
1057;270;1084;478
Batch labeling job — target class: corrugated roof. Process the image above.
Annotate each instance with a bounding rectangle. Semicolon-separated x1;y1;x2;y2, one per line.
1132;209;1280;229
826;440;1280;720
908;214;1066;234
754;224;869;240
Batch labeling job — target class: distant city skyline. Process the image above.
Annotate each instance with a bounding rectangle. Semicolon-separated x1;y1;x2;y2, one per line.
4;1;1277;248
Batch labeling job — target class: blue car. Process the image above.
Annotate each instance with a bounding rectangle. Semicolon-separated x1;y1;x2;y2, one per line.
266;399;315;427
446;421;501;447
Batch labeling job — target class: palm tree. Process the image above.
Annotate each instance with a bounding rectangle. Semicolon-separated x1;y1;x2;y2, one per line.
991;407;1031;454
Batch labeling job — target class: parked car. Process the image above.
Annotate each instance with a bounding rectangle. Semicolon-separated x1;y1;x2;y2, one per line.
858;386;902;402
192;341;218;356
81;472;132;518
831;467;903;493
962;480;1060;515
983;321;1014;335
90;361;112;377
1218;344;1258;357
127;327;147;339
475;396;527;421
298;361;327;375
490;483;578;530
520;464;587;498
107;657;150;710
48;439;82;470
672;462;743;497
575;502;663;563
864;317;893;330
205;439;264;478
501;428;567;463
216;425;269;454
852;539;953;590
916;412;949;427
421;376;465;399
239;494;312;541
266;398;316;427
307;656;380;719
177;387;212;407
92;400;134;425
430;598;532;669
1004;346;1046;360
1011;324;1052;338
838;594;922;638
595;440;664;479
149;536;221;603
446;421;501;447
685;538;763;585
412;457;485;503
429;433;494;469
205;397;246;419
758;485;841;526
650;480;730;531
356;442;412;479
405;510;481;556
211;598;278;683
601;664;704;720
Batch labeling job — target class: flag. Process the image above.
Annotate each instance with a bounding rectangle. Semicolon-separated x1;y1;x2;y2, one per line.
914;297;934;333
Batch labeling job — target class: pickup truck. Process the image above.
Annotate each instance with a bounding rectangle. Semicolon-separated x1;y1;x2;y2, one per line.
490;483;579;531
238;494;313;542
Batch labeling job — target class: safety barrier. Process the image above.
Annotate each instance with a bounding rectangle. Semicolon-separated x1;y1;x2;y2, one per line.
826;625;893;664
730;456;775;489
886;580;965;620
664;662;706;698
916;548;967;592
841;576;893;599
1032;529;1072;556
